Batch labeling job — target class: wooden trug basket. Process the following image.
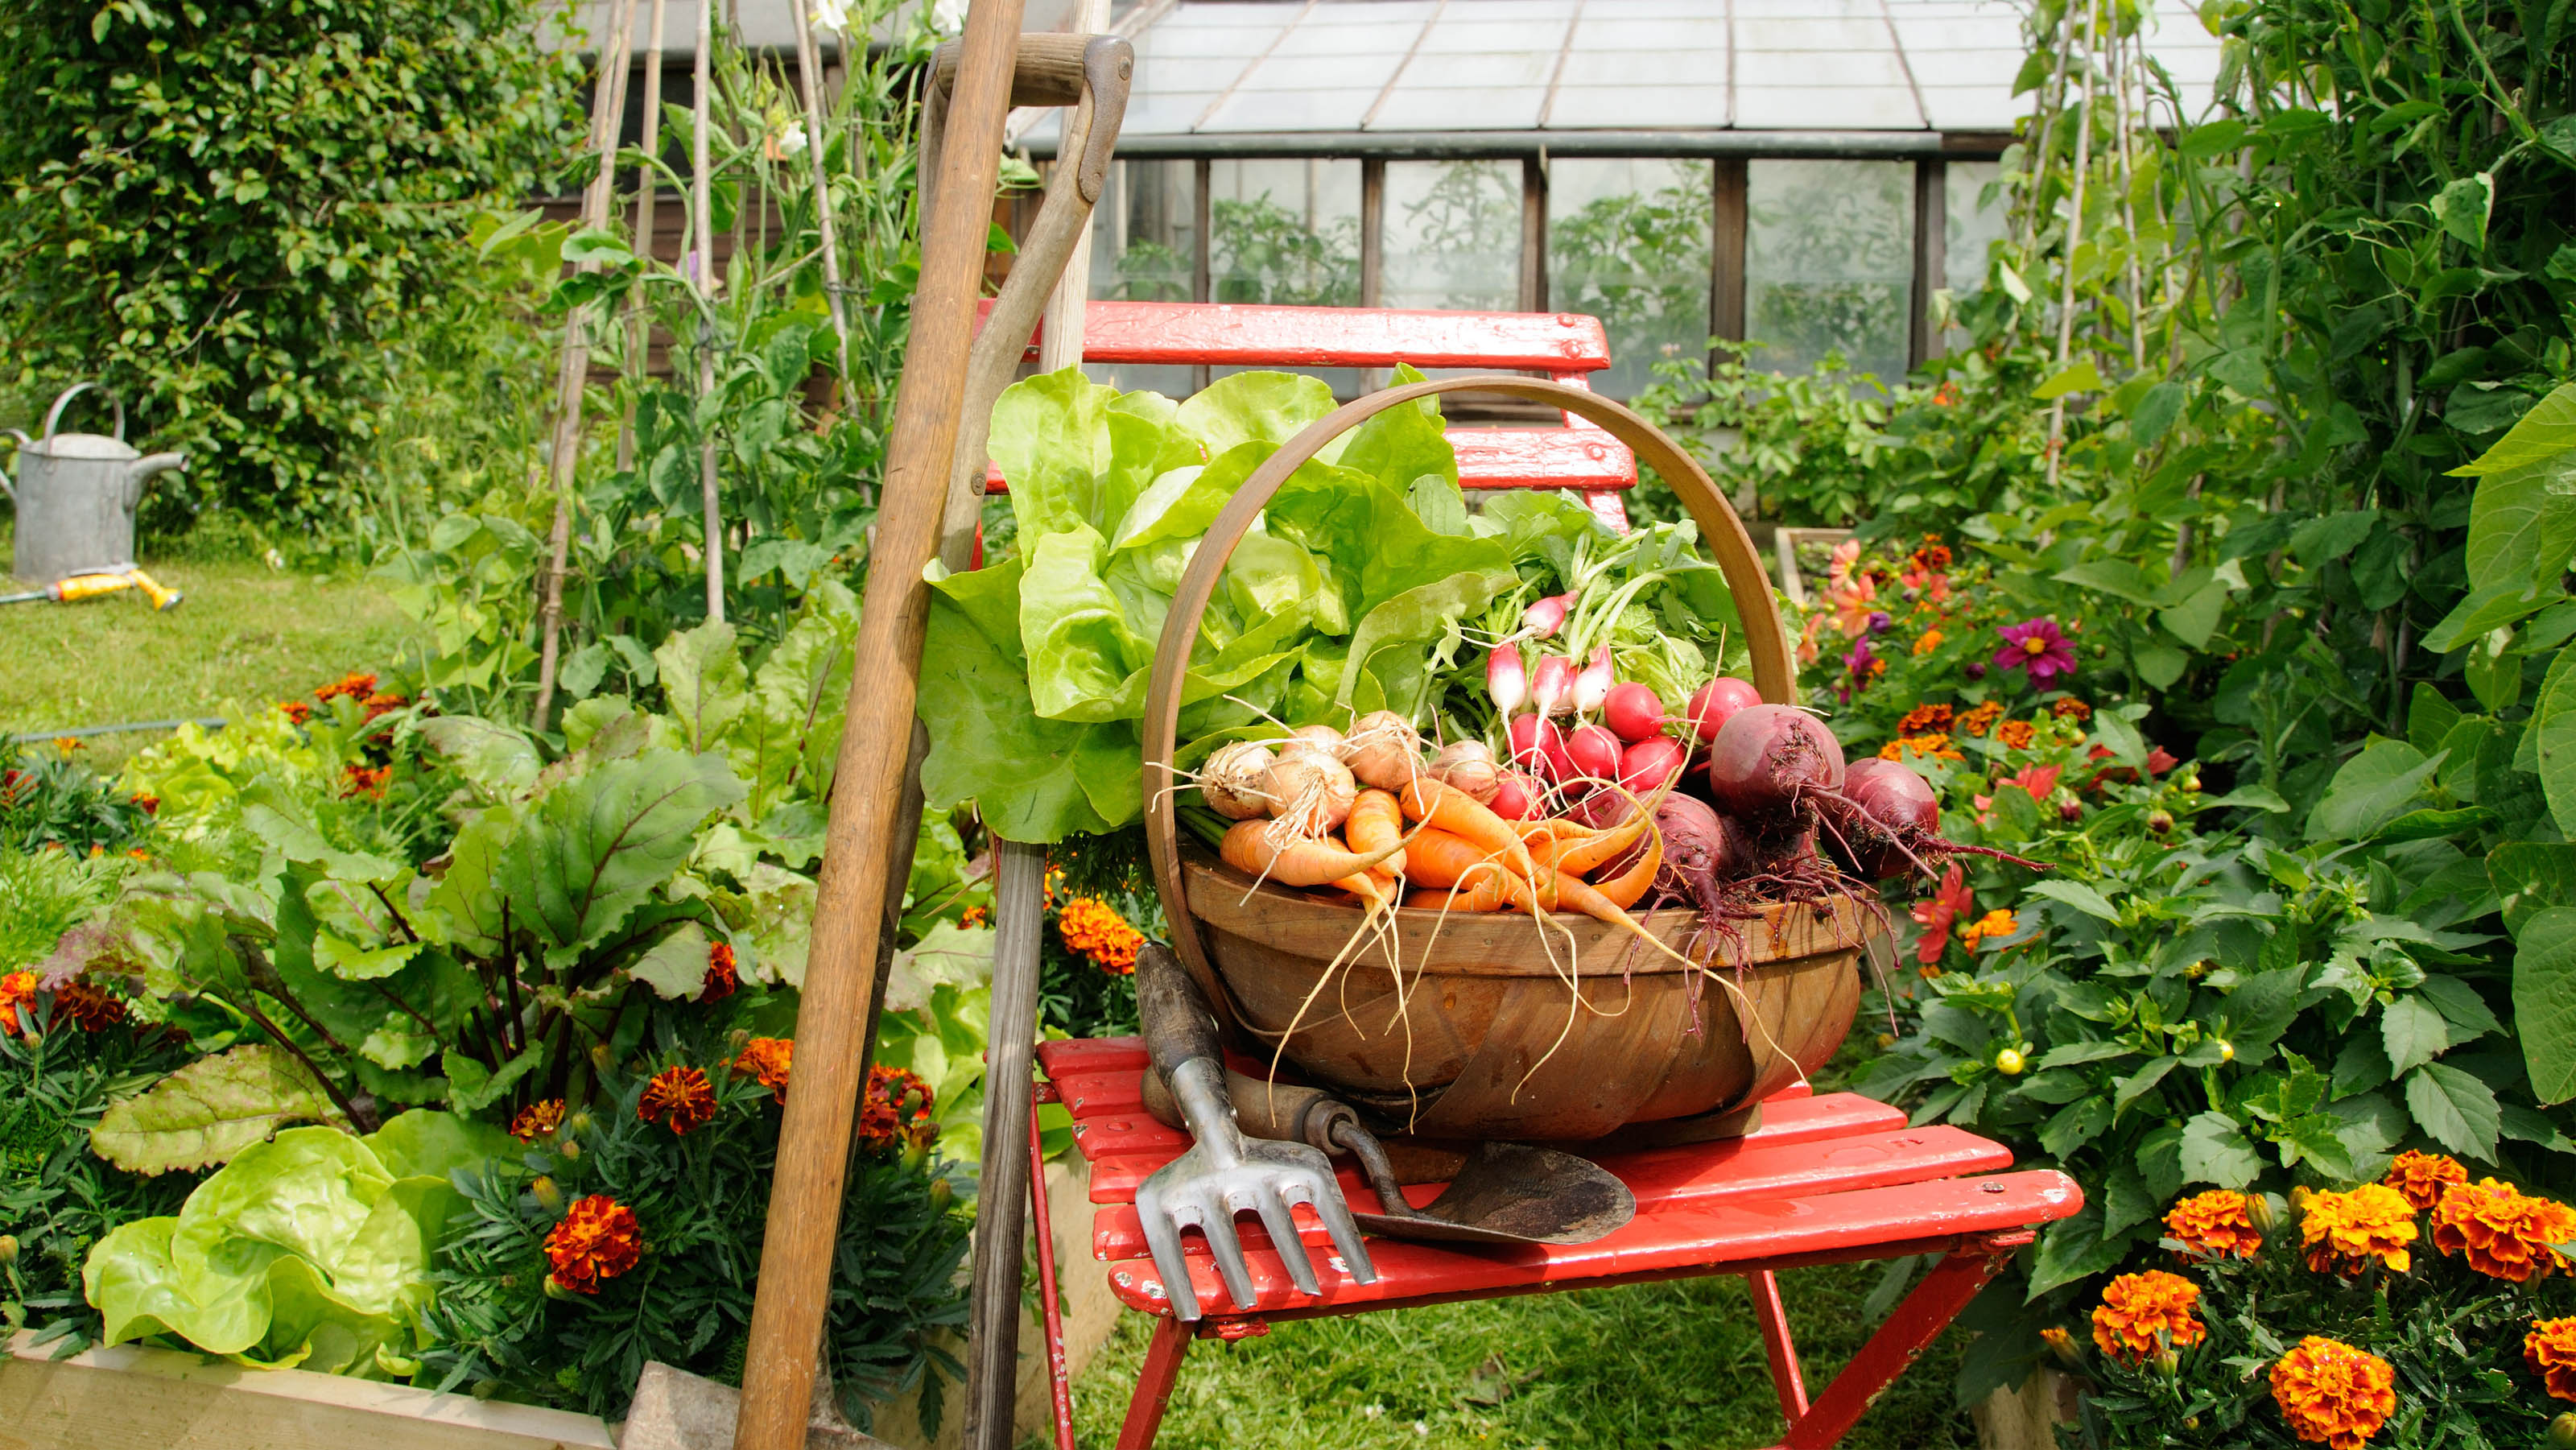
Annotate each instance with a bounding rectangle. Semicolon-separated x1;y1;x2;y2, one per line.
1141;376;1880;1142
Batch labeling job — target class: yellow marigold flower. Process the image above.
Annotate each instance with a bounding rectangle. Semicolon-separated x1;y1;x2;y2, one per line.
1912;630;1943;656
544;1194;642;1294
1997;718;2037;750
510;1099;567;1142
0;971;35;1038
1058;895;1143;974
732;1036;794;1104
2269;1336;2396;1449
2299;1184;2418;1277
2430;1177;2576;1283
638;1065;718;1136
2166;1190;2263;1261
2529;1317;2576;1403
2380;1149;2467;1212
2090;1270;2206;1364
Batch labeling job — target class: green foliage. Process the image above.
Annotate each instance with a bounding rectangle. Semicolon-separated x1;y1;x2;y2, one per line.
0;0;580;532
84;1113;502;1373
89;1043;344;1175
1211;197;1361;307
418;1033;971;1427
0;1000;198;1353
1;746;157;854
0;848;127;973
1637;345;1925;528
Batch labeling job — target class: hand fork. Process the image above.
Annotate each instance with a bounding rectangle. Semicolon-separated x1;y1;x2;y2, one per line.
1133;944;1375;1321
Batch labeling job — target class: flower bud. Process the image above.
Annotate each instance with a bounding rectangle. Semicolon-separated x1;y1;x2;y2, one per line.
725;1027;751;1056
2551;1412;2576;1448
2244;1193;2277;1234
2152;1345;2179;1377
2039;1325;2083;1371
1994;1047;2027;1076
928;1177;954;1215
0;1234;18;1266
2148;809;2174;835
2180;772;2202;793
2183;1416;2200;1433
1875;1033;1897;1051
543;1274;580;1301
530;1175;564;1212
2214;1039;2235;1063
590;1043;614;1072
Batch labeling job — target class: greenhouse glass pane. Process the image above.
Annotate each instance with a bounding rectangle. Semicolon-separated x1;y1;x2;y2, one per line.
1744;159;1914;382
1084;159;1197;397
1209;158;1364;393
1944;160;2007;296
1383;159;1521;312
1548;158;1712;397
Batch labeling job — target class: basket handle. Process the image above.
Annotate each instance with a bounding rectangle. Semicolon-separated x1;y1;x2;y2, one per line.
1140;373;1795;983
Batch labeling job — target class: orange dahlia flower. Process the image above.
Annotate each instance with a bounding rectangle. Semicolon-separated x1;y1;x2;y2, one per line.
2529;1317;2576;1402
510;1099;567;1142
2430;1177;2576;1283
732;1036;794;1104
2166;1190;2263;1261
2269;1336;2396;1449
638;1065;718;1136
1058;896;1143;974
2300;1184;2417;1276
2090;1270;2206;1364
545;1194;642;1294
0;971;35;1037
2380;1150;2467;1212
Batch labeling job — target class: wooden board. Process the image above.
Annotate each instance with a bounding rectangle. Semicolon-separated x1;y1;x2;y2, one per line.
0;1332;616;1450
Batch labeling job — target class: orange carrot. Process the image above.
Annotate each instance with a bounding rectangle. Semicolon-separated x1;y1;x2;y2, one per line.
1220;820;1405;888
1335;871;1397;915
1541;799;1659;878
1589;828;1662;910
1397;827;1509;890
1344;788;1408;880
1397;779;1539;886
1406;861;1538;914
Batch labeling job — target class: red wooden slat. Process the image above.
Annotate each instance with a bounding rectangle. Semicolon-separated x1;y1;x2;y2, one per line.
982;426;1636;495
1037;1037;1147;1076
975;300;1612;372
1095;1171;2081;1317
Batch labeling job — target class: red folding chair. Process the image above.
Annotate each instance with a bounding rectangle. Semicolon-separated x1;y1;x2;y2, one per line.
981;302;2084;1448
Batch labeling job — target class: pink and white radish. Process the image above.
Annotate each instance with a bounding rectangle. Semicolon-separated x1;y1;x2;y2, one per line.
1530;654;1575;718
1573;646;1614;716
1487;643;1527;715
1521;591;1575;639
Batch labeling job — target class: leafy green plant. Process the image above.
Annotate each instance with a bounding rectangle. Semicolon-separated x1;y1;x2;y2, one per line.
1637;343;1926;527
2;746;157;855
83;1112;504;1374
0;847;129;973
0;0;579;531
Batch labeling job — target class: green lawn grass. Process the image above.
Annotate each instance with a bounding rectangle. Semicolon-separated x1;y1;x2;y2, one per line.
0;545;419;770
1052;1259;1974;1450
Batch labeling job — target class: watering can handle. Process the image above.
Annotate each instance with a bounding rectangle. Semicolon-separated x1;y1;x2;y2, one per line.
43;382;124;443
0;428;24;502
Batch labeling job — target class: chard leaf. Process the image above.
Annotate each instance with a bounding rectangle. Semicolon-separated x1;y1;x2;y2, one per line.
90;1044;345;1175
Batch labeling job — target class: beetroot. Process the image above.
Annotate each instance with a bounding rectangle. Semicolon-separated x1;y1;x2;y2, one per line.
1823;758;1941;878
1604;682;1667;742
1703;704;1846;820
1684;676;1761;742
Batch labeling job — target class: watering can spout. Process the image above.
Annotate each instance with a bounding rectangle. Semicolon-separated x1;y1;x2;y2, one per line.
125;452;185;506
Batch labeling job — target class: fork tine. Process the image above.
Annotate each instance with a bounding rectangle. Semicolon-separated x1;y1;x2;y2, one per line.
1253;1184;1320;1295
1304;1179;1379;1286
1136;1184;1203;1321
1201;1207;1259;1311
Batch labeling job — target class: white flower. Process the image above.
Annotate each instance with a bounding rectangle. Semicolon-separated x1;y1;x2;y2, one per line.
809;0;848;30
774;123;808;157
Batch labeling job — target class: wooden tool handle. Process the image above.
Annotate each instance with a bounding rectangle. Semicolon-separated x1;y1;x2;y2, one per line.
1137;375;1794;989
1136;940;1225;1080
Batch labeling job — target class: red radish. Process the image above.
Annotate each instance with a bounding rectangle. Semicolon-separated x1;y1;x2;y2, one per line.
1604;682;1667;742
1618;736;1687;795
1703;704;1846;820
1488;771;1540;820
1685;676;1762;742
1487;643;1527;715
1574;646;1614;714
1522;591;1574;638
1530;654;1575;717
1564;723;1623;784
1506;713;1570;782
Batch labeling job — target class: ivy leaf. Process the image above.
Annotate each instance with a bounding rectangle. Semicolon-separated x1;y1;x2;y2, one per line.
2404;1062;2503;1159
89;1045;345;1175
2178;1112;2265;1188
2379;995;2451;1076
2515;907;2576;1105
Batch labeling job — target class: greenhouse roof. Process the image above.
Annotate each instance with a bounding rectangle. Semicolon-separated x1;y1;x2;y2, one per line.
1014;0;2225;155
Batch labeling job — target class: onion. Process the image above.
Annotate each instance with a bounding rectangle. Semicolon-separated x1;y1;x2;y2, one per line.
1290;724;1346;757
1426;740;1501;803
1604;682;1667;742
1265;746;1356;836
1199;741;1277;820
1563;723;1623;785
1684;676;1762;743
1618;736;1687;795
1344;710;1425;790
1703;704;1846;821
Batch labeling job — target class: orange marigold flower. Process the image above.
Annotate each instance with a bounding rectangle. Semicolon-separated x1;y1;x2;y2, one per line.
53;980;126;1032
958;906;989;929
1959;700;2005;737
544;1194;642;1294
733;1037;794;1104
1897;703;1955;736
2300;1184;2418;1276
1058;896;1143;975
2527;1317;2576;1402
1880;733;1963;763
510;1099;567;1142
1997;718;2037;750
855;1064;937;1155
130;793;159;816
2051;697;2093;722
2269;1336;2396;1449
313;671;379;703
360;691;408;721
2090;1270;2207;1364
1912;630;1944;656
1957;908;2018;950
637;1065;718;1135
277;700;313;725
342;763;390;798
2381;1149;2468;1212
2430;1176;2576;1283
700;940;739;1004
2166;1190;2263;1261
0;971;35;1037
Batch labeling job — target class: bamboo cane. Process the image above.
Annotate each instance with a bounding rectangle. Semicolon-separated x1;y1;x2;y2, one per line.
728;5;1026;1448
693;0;725;622
2044;0;2098;490
531;0;638;729
790;0;855;389
617;0;669;474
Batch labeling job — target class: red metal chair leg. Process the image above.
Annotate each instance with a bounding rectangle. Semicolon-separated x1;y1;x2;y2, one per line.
1115;1316;1193;1450
1746;1270;1810;1422
1029;1084;1076;1450
1777;1235;2025;1450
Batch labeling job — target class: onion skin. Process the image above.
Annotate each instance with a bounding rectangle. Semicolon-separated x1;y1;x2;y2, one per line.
1265;747;1356;835
1703;704;1846;821
1290;725;1347;757
1685;676;1763;743
1344;709;1425;791
1201;741;1278;820
1604;682;1667;743
1426;740;1501;803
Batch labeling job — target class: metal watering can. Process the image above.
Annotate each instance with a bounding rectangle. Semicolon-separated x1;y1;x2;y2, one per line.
2;383;187;585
